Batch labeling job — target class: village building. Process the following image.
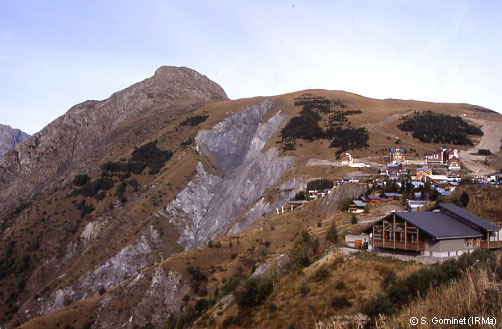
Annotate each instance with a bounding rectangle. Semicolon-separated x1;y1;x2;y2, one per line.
447;174;462;182
448;156;461;170
441;181;459;191
363;203;501;257
407;200;428;211
383;193;401;200
404;158;428;165
411;181;424;188
349;200;366;213
424;174;449;184
367;195;388;205
416;167;432;182
424;146;460;170
488;173;502;182
386;163;405;179
340;152;353;166
389;148;405;163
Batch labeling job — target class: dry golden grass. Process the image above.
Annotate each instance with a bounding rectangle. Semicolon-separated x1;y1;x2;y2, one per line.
5;89;501;327
383;253;502;329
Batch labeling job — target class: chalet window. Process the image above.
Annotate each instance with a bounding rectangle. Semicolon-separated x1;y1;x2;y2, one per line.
464;239;480;248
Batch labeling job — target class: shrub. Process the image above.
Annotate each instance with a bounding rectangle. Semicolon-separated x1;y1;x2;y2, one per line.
326;223;338;244
460;191;470;208
72;174;90;187
194;298;210;314
186;265;207;282
312;265;330;282
180;115;208;126
290;230;320;267
478;149;492;156
361;249;495;321
234;276;273;309
115;182;127;203
80;203;95;218
72;177;114;198
180;137;194;146
331;294;352;308
101;140;172;176
306;178;334;191
299;280;309;296
350;213;357;224
282;142;296;151
338;197;352;211
294;191;306;200
381;270;397;290
221;276;240;295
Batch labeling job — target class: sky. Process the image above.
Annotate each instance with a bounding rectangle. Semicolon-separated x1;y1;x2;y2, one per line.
1;0;501;135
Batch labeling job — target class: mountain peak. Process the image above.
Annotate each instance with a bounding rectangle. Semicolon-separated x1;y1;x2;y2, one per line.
0;124;30;160
151;66;228;101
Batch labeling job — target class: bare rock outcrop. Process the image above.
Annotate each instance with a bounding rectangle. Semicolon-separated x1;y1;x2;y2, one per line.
95;267;189;329
0;124;30;160
319;183;367;217
0;66;227;211
162;99;295;249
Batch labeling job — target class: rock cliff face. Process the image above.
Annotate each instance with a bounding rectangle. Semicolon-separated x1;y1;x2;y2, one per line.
0;124;30;160
37;226;161;316
22;99;296;324
94;267;189;329
0;66;227;211
162;99;295;250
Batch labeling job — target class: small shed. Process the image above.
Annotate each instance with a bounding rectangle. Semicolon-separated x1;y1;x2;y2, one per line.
368;195;387;205
384;193;401;200
345;234;371;249
349;200;366;213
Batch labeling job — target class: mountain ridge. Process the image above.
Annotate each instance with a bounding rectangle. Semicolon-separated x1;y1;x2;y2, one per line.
1;67;501;329
0;66;228;212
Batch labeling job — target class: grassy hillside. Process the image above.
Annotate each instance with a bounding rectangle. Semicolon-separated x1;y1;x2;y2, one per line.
2;89;502;328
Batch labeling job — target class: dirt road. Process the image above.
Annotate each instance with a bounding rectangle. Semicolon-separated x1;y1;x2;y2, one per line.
460;117;502;175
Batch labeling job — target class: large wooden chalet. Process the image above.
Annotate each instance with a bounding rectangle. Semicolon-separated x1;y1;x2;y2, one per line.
364;203;501;257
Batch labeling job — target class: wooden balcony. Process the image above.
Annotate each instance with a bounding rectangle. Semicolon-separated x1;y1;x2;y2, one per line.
480;241;502;249
373;239;425;251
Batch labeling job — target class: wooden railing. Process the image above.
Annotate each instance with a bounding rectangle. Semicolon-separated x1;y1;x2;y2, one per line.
373;239;425;251
480;241;502;249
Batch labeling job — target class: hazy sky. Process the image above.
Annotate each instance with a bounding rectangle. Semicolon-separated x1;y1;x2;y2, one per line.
1;0;501;134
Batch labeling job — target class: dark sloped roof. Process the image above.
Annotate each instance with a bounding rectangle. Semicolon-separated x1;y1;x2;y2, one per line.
438;203;499;232
352;200;366;207
363;211;484;239
396;212;482;239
